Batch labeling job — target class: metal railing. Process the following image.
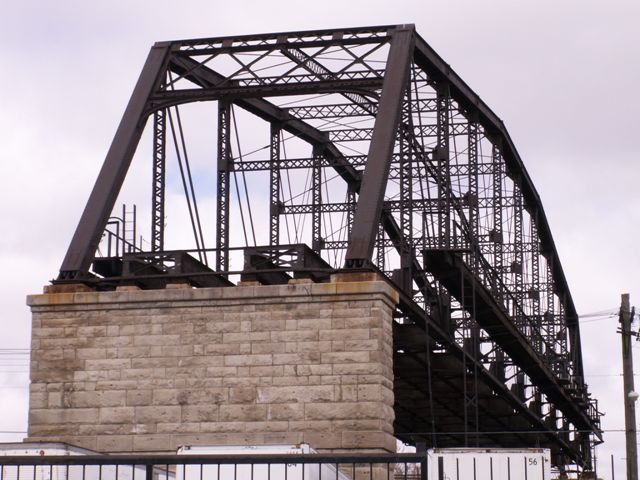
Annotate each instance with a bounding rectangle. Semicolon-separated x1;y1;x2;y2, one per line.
0;453;426;480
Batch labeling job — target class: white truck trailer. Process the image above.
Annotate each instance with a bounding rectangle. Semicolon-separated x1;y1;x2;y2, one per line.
427;448;552;480
0;442;150;480
176;444;351;480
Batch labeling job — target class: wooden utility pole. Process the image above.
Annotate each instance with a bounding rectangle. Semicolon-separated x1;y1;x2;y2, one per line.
620;293;638;480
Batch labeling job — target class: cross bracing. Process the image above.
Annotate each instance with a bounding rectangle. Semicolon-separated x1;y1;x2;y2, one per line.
55;25;601;473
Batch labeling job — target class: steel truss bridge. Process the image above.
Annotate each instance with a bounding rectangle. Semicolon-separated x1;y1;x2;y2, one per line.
55;25;602;474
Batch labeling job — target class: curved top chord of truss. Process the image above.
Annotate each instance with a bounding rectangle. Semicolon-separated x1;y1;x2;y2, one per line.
55;25;601;472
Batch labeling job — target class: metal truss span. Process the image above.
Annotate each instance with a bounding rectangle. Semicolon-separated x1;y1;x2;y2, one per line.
56;25;601;473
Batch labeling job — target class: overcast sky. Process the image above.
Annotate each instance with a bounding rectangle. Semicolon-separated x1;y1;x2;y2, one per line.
0;1;638;478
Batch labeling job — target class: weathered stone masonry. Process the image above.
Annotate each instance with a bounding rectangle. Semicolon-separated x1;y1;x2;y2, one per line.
26;274;398;454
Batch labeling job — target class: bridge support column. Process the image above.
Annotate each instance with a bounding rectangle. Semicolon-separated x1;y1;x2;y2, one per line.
27;274;398;454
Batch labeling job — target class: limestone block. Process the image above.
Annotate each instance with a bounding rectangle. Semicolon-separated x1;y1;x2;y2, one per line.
99;407;135;424
29;392;47;409
47;392;63;408
68;391;126;408
296;318;332;330
302;431;342;449
295;341;332;353
219;404;267;422
132;434;172;452
127;390;152;406
97;435;133;452
270;376;309;386
85;359;131;371
251;342;286;354
224;354;273;367
267;403;305;421
270;330;318;342
305;402;390;421
333;362;385;375
156;422;200;433
319;328;370;341
257;385;334;404
30;407;98;425
342;431;397;452
251;319;287;332
135;405;181;424
345;339;381;351
77;326;107;337
321;351;370;364
116;346;152;359
223;331;271;343
222;376;262;387
181;405;219;422
244;421;289;433
229;387;257;404
336;385;358;402
133;334;180;347
333;419;385;432
264;432;304;444
289;420;332;432
272;352;321;365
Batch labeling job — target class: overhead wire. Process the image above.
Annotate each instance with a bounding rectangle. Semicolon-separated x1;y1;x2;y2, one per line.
175;108;209;264
230;105;257;246
167;109;206;263
281;139;300;243
276;132;292;245
165;72;208;264
321;167;337;265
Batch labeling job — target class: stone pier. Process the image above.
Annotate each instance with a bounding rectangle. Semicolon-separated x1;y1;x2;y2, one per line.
26;273;398;454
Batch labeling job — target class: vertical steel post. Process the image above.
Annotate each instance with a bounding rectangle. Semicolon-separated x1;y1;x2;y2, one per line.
398;87;413;286
345;26;415;266
435;83;451;249
216;100;232;274
151;108;166;252
399;88;413;252
467;116;479;256
491;141;503;290
376;218;385;271
513;182;523;327
312;145;323;253
347;185;356;241
269;124;281;246
530;209;542;352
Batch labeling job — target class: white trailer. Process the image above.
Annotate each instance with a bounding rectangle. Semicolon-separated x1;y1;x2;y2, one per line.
0;442;150;480
427;448;551;480
176;444;350;480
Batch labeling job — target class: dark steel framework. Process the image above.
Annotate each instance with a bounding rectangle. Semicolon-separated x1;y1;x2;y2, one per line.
55;25;601;474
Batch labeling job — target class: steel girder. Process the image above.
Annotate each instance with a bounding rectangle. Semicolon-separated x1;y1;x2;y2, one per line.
56;25;600;471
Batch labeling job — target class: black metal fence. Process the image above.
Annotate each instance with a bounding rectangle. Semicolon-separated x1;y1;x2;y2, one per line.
0;453;426;480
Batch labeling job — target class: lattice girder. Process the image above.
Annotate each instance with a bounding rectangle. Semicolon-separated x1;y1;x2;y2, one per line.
56;25;601;471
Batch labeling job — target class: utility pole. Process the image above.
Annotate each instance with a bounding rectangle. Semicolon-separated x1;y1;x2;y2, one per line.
620;293;638;480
